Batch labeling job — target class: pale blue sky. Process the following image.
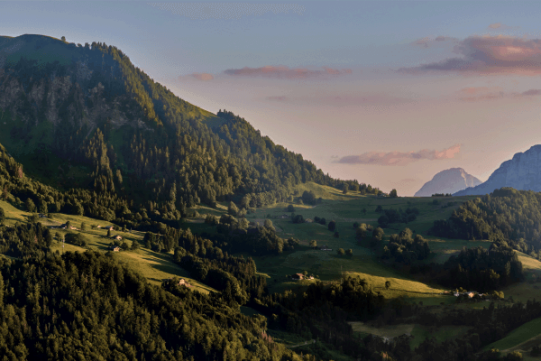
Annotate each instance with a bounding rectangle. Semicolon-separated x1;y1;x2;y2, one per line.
3;1;541;195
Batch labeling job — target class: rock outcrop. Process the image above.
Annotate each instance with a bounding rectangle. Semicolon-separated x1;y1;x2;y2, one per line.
414;168;481;197
455;145;541;196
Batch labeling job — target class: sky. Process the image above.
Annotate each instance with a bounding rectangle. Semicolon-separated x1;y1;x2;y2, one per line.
2;1;541;195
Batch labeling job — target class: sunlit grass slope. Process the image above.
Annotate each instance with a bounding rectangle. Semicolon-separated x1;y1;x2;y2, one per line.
0;199;214;293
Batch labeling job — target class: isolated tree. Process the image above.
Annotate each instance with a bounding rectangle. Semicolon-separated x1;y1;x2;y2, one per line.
342;184;349;194
334;231;339;238
362;208;367;215
373;227;385;242
346;249;353;257
309;240;317;249
264;219;275;231
228;201;239;216
61;36;66;42
81;222;87;231
337;248;345;256
328;220;336;232
26;198;36;213
286;204;295;212
390;189;398;198
356;223;367;240
0;206;4;224
385;280;391;290
107;229;111;237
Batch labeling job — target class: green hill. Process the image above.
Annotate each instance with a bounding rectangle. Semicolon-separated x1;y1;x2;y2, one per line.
0;34;361;221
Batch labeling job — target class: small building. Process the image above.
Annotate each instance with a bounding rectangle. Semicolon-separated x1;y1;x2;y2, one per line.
281;214;290;219
178;278;192;288
110;246;120;252
467;292;475;298
320;245;333;251
291;273;304;281
97;225;102;229
305;218;313;223
112;235;122;241
107;226;114;231
307;275;315;280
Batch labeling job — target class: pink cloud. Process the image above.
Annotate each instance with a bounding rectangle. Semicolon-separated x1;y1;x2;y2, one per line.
337;144;461;166
190;73;214;81
401;35;541;75
224;65;352;79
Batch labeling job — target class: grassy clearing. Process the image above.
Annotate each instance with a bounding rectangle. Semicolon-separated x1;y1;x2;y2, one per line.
240;183;469;301
350;322;470;349
484;317;541;352
349;322;415;339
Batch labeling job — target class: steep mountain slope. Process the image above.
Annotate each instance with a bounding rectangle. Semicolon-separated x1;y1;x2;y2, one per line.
0;34;354;215
455;145;541;196
414;168;481;197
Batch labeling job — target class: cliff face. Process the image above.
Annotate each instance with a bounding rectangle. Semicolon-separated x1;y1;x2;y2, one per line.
454;145;541;196
414;168;481;197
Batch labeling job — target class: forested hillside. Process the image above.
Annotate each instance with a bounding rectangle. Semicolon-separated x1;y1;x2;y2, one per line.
431;188;541;256
0;34;368;220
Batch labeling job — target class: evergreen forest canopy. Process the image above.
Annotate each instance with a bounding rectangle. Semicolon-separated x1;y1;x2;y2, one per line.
0;34;377;224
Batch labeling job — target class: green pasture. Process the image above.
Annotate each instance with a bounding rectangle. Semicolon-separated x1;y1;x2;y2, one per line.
484;317;541;352
0;199;214;293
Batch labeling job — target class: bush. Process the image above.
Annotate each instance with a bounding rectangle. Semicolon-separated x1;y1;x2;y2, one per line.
337;248;345;256
328;220;336;231
64;232;88;247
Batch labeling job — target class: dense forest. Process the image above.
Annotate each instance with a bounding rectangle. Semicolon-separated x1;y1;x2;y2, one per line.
431;188;541;256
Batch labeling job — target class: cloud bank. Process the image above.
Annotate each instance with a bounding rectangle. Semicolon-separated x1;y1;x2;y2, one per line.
224;65;352;79
401;35;541;75
337;144;461;166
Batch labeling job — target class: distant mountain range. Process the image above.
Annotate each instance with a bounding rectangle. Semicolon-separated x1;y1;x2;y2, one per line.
455;145;541;196
414;168;481;197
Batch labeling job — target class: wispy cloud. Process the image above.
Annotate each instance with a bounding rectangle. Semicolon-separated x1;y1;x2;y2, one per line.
263;93;410;106
148;2;305;20
337;144;461;166
488;23;519;31
189;73;214;81
412;36;457;48
458;86;541;101
224;65;352;79
401;35;541;75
